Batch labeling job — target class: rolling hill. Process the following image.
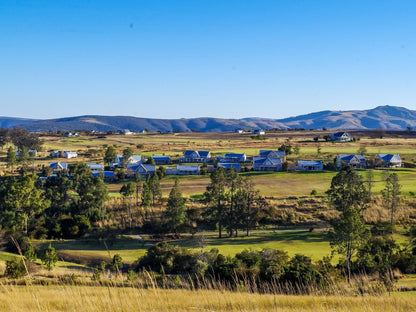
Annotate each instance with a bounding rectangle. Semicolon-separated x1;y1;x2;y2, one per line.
1;105;416;132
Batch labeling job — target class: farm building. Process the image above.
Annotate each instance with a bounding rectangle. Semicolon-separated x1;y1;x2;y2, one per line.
87;163;104;171
64;151;78;159
258;150;286;161
111;154;142;168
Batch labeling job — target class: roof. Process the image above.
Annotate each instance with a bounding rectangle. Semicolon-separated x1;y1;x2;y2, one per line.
152;155;171;161
337;154;366;162
92;171;115;178
87;163;104;170
253;157;282;165
184;150;210;158
332;132;350;137
218;163;241;170
376;154;401;162
50;162;68;170
297;160;322;166
138;164;156;172
259;150;285;158
224;153;246;158
177;165;200;171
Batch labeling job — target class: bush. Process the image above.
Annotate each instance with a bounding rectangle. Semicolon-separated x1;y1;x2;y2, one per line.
5;259;26;279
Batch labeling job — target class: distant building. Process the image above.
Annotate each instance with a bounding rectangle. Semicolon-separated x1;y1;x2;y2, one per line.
50;151;62;158
87;163;104;171
293;160;323;171
252;129;265;135
176;165;200;175
259;150;286;161
50;162;68;172
374;154;402;168
330;132;352;142
252;157;282;171
216;153;247;163
336;154;366;169
111;154;142;168
64;151;78;159
234;129;244;134
180;151;211;163
152;155;171;165
217;163;241;172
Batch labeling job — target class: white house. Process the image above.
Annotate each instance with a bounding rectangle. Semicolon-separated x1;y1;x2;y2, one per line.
252;156;282;171
49;162;68;172
180;151;211;163
234;129;244;134
87;163;104;171
294;160;323;171
111;154;142;168
336;154;366;168
330;132;352;142
374;154;402;168
64;151;78;159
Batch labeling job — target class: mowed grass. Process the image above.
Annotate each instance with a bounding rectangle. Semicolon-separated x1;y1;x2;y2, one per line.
36;237;149;265
1;286;415;312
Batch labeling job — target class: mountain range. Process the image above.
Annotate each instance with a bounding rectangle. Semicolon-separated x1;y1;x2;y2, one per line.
1;105;416;132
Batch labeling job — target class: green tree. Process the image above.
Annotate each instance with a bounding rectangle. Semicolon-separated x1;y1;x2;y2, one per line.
24;243;37;263
165;179;186;233
147;156;156;165
6;146;16;172
70;164;108;222
141;182;153;209
147;174;162;205
326;167;369;213
5;258;26;278
204;168;228;238
110;254;123;274
329;208;369;283
42;243;58;271
120;181;136;228
121;147;134;168
104;146;117;165
0;174;49;235
382;172;401;227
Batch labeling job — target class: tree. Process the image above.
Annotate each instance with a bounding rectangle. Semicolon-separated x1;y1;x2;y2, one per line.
6;146;16;172
104;146;117;165
147;174;162;205
366;169;374;200
120;182;136;228
5;258;26;278
110;254;123;274
326;167;369;213
141;182;153;209
42;243;58;271
24;243;37;263
0;174;49;235
121;147;133;168
357;146;367;155
70;164;108;222
165;179;186;233
204;168;228;238
147;156;156;165
329;208;369;283
382;172;401;227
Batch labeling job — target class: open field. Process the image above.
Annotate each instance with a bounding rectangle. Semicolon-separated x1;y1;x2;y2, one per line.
0;285;415;312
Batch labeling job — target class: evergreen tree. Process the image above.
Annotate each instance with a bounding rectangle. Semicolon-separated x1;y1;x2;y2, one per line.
165;179;186;233
104;146;117;165
6;146;16;173
148;174;162;205
120;182;136;228
382;172;401;227
141;182;153;208
42;243;58;271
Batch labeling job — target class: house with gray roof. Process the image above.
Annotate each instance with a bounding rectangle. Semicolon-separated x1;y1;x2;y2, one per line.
180;151;211;163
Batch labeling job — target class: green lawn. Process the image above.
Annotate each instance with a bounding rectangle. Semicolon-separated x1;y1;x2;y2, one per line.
174;230;334;261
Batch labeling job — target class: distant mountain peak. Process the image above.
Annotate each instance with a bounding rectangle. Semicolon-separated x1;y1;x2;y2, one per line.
1;106;415;132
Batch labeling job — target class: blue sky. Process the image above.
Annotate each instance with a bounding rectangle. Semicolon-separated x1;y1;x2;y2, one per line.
1;1;415;119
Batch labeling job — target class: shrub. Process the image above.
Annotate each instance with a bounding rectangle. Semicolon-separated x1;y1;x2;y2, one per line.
5;259;26;279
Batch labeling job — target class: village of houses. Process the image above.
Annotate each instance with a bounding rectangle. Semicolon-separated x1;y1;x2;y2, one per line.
38;131;403;181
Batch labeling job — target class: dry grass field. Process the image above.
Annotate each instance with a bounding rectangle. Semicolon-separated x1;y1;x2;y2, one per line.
0;285;415;312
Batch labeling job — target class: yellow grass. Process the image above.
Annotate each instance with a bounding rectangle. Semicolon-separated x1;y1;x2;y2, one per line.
0;285;414;311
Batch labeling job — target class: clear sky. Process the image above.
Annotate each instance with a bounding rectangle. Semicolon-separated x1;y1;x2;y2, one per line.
1;1;416;119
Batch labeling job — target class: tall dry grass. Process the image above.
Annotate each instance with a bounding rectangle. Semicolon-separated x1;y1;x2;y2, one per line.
0;284;414;312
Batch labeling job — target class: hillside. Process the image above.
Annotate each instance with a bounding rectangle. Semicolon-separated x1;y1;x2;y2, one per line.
1;105;416;132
